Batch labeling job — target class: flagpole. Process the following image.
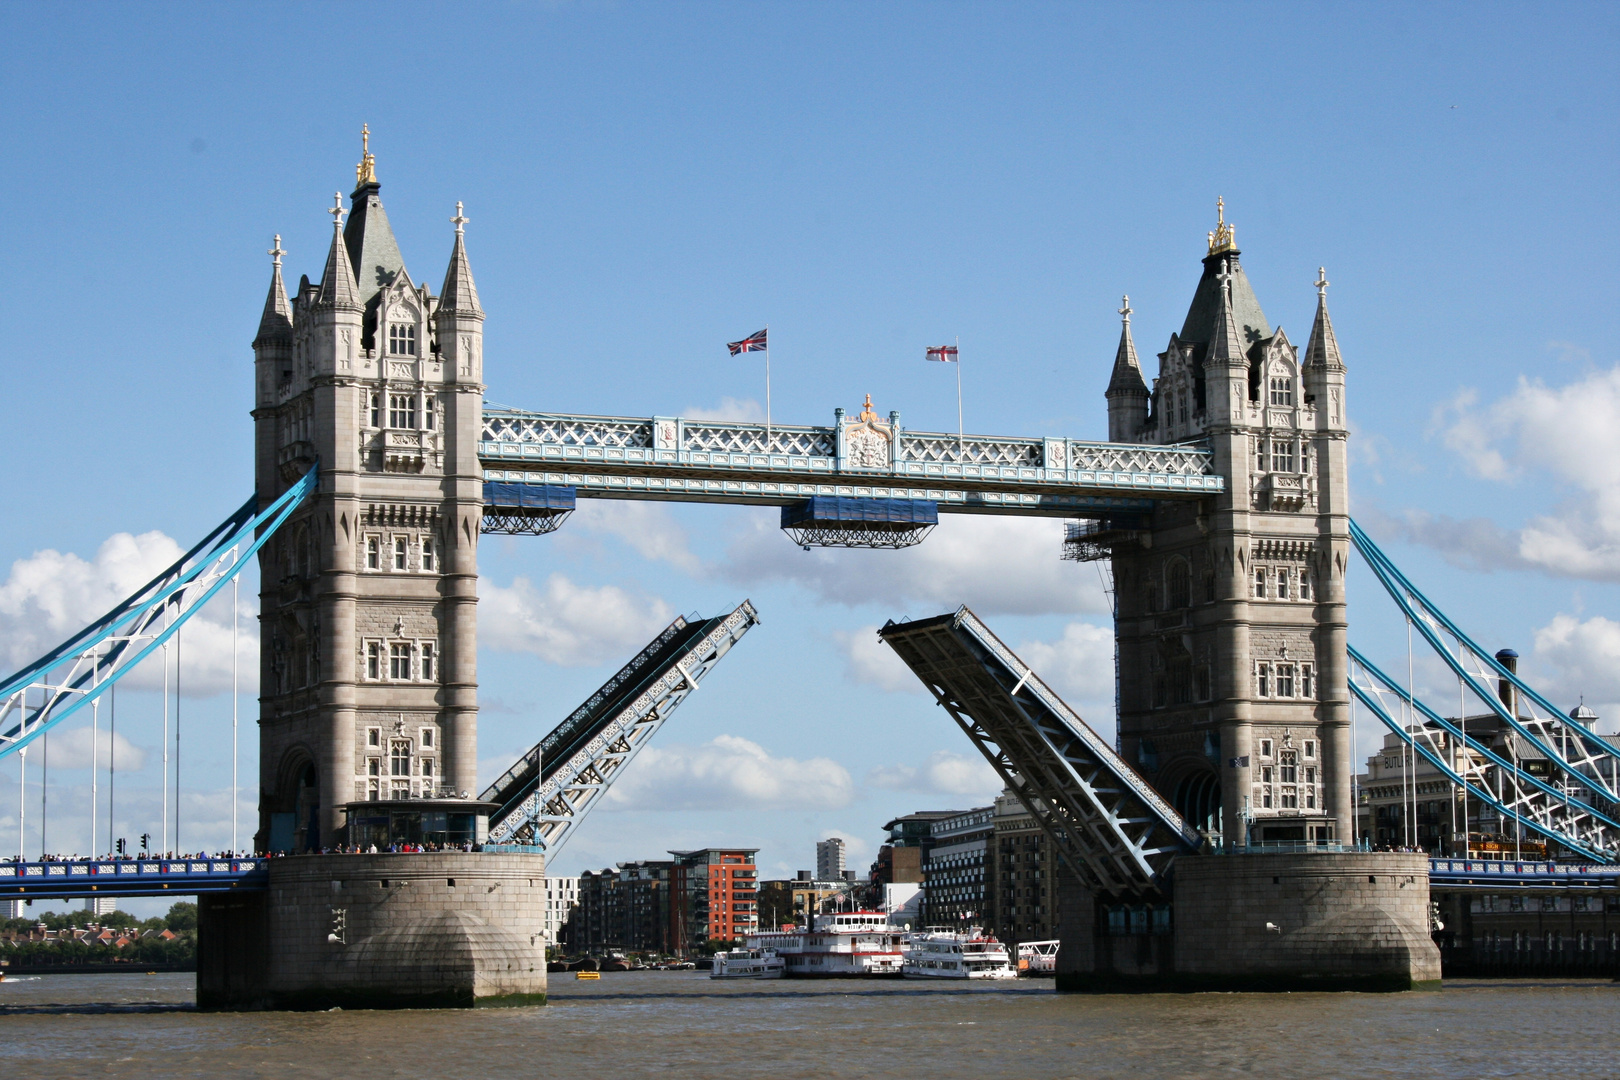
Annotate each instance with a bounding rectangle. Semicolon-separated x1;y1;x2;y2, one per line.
955;335;963;454
765;323;772;447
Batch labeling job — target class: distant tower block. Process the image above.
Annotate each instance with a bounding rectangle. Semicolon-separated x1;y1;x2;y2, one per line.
816;837;847;881
1103;200;1350;847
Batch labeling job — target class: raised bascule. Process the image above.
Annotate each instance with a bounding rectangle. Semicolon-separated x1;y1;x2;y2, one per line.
5;136;1618;1003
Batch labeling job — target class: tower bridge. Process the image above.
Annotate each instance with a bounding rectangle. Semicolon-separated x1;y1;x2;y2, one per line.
6;136;1618;1004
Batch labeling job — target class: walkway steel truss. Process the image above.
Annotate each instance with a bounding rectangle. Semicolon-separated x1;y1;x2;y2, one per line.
484;600;759;851
0;467;317;763
879;607;1200;895
480;410;1221;517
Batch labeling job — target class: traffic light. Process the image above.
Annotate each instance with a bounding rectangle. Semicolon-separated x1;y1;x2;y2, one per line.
140;833;150;853
115;838;125;855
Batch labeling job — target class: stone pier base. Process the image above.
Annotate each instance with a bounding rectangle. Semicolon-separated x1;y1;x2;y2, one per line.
198;852;548;1010
1055;852;1441;993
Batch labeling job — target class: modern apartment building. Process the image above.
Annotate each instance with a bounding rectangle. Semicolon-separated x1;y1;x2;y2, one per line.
671;848;758;948
815;837;847;881
922;805;994;927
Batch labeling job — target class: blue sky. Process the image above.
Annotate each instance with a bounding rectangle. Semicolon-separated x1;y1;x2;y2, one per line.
1;3;1617;900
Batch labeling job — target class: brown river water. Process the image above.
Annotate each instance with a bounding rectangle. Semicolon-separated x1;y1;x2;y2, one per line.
1;971;1617;1080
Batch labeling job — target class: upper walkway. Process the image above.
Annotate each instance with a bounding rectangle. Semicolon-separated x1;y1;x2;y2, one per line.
0;858;267;901
479;409;1222;516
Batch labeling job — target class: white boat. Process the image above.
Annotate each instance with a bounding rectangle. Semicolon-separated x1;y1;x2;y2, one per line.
1016;939;1060;975
902;928;1016;979
747;911;906;978
709;947;785;979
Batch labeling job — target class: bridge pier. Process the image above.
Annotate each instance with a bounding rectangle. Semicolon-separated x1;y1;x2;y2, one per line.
1054;852;1441;992
198;852;547;1010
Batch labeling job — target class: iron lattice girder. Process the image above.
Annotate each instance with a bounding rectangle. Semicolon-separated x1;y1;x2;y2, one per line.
485;601;759;851
879;607;1200;895
479;410;1221;515
0;858;267;900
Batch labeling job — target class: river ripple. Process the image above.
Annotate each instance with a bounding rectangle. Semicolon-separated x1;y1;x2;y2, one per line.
1;971;1616;1079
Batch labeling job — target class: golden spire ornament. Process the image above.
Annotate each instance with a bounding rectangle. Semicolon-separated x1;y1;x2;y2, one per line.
356;123;377;186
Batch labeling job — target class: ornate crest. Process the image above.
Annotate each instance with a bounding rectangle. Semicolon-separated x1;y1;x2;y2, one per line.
845;394;891;469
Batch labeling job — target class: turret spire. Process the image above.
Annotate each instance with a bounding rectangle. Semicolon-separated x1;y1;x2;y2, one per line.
315;193;361;310
438;201;483;316
1106;294;1147;395
356;123;377;186
253;234;294;346
1207;263;1246;366
1303;266;1345;371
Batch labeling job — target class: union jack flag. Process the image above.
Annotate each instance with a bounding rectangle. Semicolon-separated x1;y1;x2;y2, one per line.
728;329;768;355
926;345;959;362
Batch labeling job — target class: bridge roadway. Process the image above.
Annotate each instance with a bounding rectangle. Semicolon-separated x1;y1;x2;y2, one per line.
478;409;1223;516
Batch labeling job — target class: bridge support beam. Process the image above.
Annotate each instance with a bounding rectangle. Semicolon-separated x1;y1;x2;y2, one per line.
198;852;547;1010
1054;852;1441;992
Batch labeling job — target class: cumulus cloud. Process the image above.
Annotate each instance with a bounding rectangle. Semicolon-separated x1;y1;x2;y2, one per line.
1434;366;1620;580
1016;621;1116;705
1532;614;1620;707
27;725;147;772
602;734;854;811
0;531;256;696
834;624;921;693
480;573;673;666
722;513;1110;616
683;397;765;423
568;501;702;573
1353;507;1531;575
867;750;1001;800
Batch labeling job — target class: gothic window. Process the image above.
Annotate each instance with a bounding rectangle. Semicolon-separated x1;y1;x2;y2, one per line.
1277;664;1295;697
393;537;408;571
1169;653;1192;706
391;779;410;799
1299;569;1312;601
1279;753;1298;784
420;538;435;572
1167;561;1190;609
369;393;381;427
367;727;381;748
420;642;435;682
365;642;381;680
1259;739;1274;758
390;642;411;680
389;323;417;357
1269;377;1294;407
421;727;434;749
1281;788;1298;809
1178;393;1188;424
1301;445;1311;473
1254;568;1267;599
390;740;411;777
421;756;434;780
1255;438;1267;472
1255;661;1270;697
1271;439;1296;472
388;394;416;429
1194;666;1211;702
425;395;437;430
365;536;381;571
367;758;380;776
367;778;380;801
1277;570;1290;601
1301;664;1315;699
1303;739;1316;759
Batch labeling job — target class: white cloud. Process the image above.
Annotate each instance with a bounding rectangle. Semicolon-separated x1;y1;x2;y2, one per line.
722;513;1110;616
833;624;921;693
1532;613;1620;707
1436;366;1620;580
0;531;256;696
867;750;1001;800
479;573;673;666
683;397;765;423
568;501;702;573
603;734;854;811
26;725;147;772
1016;621;1116;705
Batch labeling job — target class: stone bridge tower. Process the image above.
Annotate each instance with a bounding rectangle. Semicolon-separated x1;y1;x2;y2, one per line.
250;133;485;851
1102;201;1351;847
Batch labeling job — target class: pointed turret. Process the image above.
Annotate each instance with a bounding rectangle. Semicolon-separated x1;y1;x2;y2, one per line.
1207;261;1247;367
315;194;362;310
438;202;483;316
1105;296;1149;441
1302;267;1345;372
253;235;294;346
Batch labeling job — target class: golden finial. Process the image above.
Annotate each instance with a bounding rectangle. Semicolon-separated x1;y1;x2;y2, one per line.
356;123;377;186
1207;195;1236;254
857;393;880;424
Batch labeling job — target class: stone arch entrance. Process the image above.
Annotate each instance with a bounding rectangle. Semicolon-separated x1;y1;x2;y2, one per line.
1171;769;1221;836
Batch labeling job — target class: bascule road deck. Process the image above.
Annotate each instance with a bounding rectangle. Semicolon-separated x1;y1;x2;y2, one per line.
478;409;1223;515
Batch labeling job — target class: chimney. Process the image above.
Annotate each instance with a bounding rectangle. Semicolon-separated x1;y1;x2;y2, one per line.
1495;648;1519;717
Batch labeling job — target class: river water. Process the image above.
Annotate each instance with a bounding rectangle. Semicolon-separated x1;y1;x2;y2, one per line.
2;971;1617;1079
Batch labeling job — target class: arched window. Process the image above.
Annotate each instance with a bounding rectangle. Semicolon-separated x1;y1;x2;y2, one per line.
1167;560;1190;609
388;323;417;356
1269;376;1294;406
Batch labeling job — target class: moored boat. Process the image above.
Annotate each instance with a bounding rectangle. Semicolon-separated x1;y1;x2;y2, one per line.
748;911;906;978
709;947;785;979
1016;939;1060;976
902;928;1016;979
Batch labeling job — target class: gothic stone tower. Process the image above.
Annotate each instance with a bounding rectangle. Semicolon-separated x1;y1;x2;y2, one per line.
250;134;485;851
1103;202;1350;848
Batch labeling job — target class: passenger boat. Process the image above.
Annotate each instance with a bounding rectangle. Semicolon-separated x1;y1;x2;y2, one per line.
708;947;785;979
747;911;906;978
902;928;1016;979
1016;939;1060;975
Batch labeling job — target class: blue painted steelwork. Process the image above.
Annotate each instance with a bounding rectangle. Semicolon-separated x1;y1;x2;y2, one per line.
0;858;268;900
0;467;318;763
1350;518;1620;798
479;409;1220;515
879;607;1201;894
1347;647;1619;863
780;496;938;549
481;481;576;535
1428;858;1620;889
